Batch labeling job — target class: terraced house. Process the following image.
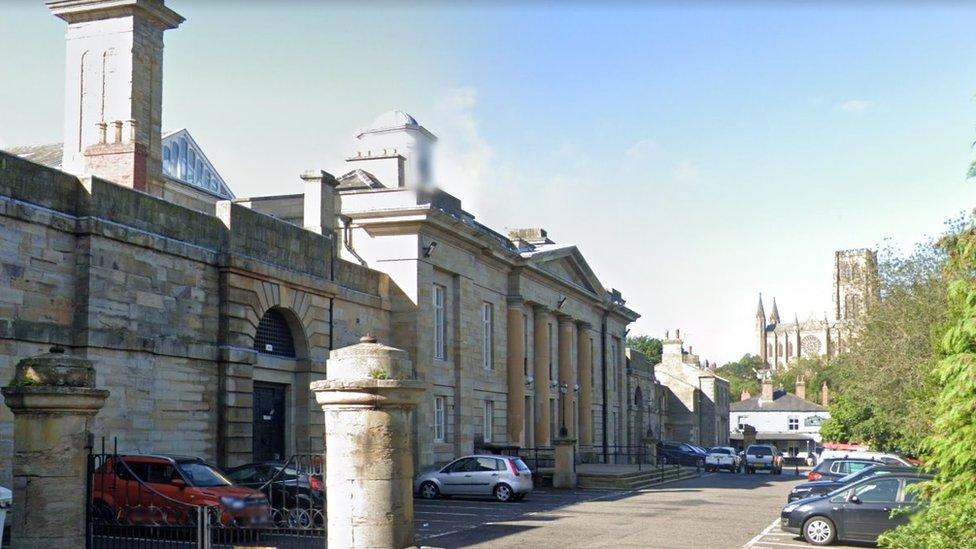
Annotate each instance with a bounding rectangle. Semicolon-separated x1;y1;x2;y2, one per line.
0;0;641;486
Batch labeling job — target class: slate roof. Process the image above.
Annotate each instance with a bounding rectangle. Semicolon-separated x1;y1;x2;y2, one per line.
730;391;825;413
337;169;385;191
3;143;63;168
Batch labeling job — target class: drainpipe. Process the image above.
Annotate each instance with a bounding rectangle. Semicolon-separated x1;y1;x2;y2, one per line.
341;214;367;267
601;313;609;462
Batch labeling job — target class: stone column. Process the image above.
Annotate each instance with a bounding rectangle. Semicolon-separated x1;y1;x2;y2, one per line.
577;322;593;447
506;297;526;447
552;436;578;489
532;305;551;446
557;315;575;437
310;336;425;549
1;347;109;549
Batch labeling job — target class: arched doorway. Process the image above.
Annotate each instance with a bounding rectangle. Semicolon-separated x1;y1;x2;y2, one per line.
252;307;309;461
634;386;644;444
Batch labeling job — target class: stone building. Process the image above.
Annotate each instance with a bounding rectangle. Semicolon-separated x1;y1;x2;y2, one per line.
756;249;878;370
653;332;730;447
0;0;641;485
625;348;661;445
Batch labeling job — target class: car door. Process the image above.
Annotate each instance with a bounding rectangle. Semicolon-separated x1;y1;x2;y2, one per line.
842;477;901;542
439;458;476;495
885;478;924;534
468;457;503;495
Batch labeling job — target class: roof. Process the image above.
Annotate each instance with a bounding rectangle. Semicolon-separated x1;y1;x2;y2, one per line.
731;391;826;413
337;169;385;191
3;143;63;169
371;110;418;128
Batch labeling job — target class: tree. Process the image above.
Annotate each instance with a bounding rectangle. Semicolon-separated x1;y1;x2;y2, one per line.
880;220;976;548
714;354;762;400
626;335;662;364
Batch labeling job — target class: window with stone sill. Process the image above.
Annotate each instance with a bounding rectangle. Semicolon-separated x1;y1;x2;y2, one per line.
434;396;446;443
433;284;446;360
482;302;493;370
788;417;799;431
483;400;494;442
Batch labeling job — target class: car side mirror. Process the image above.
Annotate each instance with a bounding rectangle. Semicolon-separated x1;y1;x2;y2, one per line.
171;478;187;489
849;495;861;504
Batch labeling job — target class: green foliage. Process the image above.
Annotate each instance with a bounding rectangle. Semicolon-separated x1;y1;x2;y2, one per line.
879;221;976;548
770;355;840;405
714;354;762;398
626;335;663;364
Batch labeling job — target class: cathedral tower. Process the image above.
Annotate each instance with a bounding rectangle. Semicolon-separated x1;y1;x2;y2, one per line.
833;249;879;322
756;294;767;364
49;0;183;191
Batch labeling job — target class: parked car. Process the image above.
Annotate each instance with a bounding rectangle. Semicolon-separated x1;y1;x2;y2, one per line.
806;458;881;481
744;444;782;474
781;471;932;545
819;450;912;467
225;461;324;527
704;447;741;473
788;465;915;502
656;441;706;467
414;455;532;502
92;454;271;527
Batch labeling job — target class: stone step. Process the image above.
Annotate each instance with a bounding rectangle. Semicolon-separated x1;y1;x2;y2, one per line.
577;467;699;490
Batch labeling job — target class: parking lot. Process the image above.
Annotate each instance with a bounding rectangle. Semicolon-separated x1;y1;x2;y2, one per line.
415;470;864;549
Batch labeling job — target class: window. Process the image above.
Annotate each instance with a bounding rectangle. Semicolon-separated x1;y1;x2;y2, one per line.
433;285;446;359
523;314;530;376
254;308;296;358
737;415;748;429
484;400;494;442
482;302;493;370
854;478;900;503
610;344;617;393
788;417;799;431
548;323;554;381
434;396;446;443
902;479;923;503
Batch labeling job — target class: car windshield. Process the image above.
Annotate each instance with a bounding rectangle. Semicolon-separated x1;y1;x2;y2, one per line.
177;461;232;487
513;459;531;472
838;466;879;483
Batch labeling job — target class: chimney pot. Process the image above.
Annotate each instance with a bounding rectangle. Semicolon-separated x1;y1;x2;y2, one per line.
795;377;807;401
113;120;123;144
761;379;774;402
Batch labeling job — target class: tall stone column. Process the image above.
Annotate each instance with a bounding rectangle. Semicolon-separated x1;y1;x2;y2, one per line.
557;315;575;437
506;297;526;447
532;305;551;446
1;347;109;549
310;336;424;549
576;321;593;447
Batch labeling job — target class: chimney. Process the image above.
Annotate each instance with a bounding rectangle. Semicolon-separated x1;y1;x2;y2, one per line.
740;388;751;401
302;170;340;236
761;378;774;402
795;377;806;400
50;0;184;193
675;329;681;339
821;381;830;407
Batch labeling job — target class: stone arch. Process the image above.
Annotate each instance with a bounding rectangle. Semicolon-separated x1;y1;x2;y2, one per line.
253;306;310;360
634;385;644;408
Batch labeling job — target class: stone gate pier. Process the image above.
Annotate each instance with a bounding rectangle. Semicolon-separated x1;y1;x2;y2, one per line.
1;347;108;549
311;335;425;549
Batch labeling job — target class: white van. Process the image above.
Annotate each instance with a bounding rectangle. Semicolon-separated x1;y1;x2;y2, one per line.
819;449;911;467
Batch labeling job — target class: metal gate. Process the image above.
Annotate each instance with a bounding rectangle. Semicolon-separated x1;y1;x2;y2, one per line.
86;439;325;549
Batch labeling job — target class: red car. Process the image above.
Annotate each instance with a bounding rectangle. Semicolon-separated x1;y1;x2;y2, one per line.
92;454;271;527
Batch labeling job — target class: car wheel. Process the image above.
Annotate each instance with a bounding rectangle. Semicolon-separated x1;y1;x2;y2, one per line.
494;483;514;502
803;516;836;546
419;481;440;500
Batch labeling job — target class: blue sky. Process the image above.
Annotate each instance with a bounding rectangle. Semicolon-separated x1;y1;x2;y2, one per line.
2;1;975;362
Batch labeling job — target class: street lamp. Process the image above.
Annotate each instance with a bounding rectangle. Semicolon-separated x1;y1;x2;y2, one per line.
559;383;569;437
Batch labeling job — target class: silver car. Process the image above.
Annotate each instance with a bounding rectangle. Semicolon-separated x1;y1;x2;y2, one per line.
414;455;533;502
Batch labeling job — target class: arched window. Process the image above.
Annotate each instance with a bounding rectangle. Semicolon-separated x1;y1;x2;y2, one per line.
634;386;643;408
254;308;296;358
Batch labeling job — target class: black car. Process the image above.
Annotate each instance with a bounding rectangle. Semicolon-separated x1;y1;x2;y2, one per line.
806;458;880;482
781;471;931;546
788;465;915;502
225;461;324;526
656;441;705;467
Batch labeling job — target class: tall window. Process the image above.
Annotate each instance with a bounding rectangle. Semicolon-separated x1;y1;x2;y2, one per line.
788;417;799;431
548;323;554;381
434;396;446;442
523;314;529;376
433;284;446;359
482;302;493;370
484;400;494;442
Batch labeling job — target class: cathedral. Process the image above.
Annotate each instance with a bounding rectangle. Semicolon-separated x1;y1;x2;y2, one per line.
756;249;878;369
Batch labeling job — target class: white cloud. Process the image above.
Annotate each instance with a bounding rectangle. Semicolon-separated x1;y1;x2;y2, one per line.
839;99;873;114
433;86;494;214
625;138;657;159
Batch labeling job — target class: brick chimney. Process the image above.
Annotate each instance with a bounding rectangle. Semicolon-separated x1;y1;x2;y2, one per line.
740;388;751;401
821;381;830;407
761;378;774;402
795;377;806;400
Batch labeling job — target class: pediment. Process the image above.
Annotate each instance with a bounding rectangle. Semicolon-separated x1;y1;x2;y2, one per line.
161;129;235;200
528;246;603;296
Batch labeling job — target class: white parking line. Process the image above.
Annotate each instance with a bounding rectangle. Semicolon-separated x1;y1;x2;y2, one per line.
743;518;781;549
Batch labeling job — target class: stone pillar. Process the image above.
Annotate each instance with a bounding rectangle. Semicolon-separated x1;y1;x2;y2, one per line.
506;297;526;447
1;347;109;549
552;437;577;489
577;322;593;447
310;336;424;549
532;305;551;446
557;315;575;437
302;170;339;236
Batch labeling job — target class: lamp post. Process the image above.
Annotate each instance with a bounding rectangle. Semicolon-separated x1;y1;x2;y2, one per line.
559;383;569;437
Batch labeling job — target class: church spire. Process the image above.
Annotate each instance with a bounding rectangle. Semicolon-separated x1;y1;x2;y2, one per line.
769;297;781;324
756;293;766;322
